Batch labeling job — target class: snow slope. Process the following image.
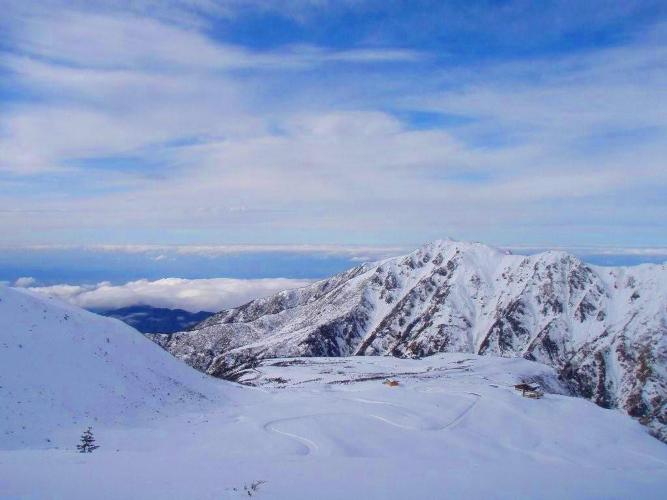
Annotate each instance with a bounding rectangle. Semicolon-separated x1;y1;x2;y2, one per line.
151;239;667;440
2;280;667;498
0;285;232;449
2;351;667;499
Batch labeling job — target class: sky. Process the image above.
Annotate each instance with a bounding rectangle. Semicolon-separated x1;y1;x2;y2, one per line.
1;1;666;309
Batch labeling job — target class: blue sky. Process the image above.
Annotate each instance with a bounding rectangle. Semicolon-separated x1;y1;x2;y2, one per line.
1;0;666;252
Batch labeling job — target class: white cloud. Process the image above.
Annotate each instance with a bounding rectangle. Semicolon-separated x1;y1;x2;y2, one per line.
26;277;314;312
0;9;421;174
0;2;665;248
14;277;37;287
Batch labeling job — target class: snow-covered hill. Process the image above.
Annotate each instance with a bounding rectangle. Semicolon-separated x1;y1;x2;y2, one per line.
150;239;667;440
3;351;667;499
0;285;228;449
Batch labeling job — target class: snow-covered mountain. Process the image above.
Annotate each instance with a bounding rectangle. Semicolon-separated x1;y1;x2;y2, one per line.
0;285;226;449
150;239;667;440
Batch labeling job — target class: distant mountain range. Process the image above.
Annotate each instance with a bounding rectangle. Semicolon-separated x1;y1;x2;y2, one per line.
148;239;667;441
98;305;214;334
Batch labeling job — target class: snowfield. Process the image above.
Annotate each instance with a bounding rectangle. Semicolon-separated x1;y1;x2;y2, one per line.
1;285;667;499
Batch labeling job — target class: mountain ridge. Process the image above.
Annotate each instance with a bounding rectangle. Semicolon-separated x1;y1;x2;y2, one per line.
149;239;667;440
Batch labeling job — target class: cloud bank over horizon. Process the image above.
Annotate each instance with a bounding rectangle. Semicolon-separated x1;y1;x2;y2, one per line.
21;277;313;313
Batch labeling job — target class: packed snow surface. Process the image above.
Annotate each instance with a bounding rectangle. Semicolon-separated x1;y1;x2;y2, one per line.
1;285;667;499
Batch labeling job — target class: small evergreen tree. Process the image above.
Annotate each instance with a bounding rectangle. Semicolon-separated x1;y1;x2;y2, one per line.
77;426;99;453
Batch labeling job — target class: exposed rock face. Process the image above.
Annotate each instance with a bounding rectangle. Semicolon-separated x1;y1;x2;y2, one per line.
148;240;667;440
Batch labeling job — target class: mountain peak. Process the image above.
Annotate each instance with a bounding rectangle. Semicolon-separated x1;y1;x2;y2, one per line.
150;241;667;442
412;238;505;259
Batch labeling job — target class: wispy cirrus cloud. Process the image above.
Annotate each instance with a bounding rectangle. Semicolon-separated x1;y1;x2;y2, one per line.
0;6;423;177
0;1;665;249
5;10;422;72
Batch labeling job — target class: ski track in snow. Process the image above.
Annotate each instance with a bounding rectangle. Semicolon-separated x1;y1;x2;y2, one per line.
261;390;484;456
263;417;321;456
340;396;437;431
440;393;481;430
334;393;481;431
